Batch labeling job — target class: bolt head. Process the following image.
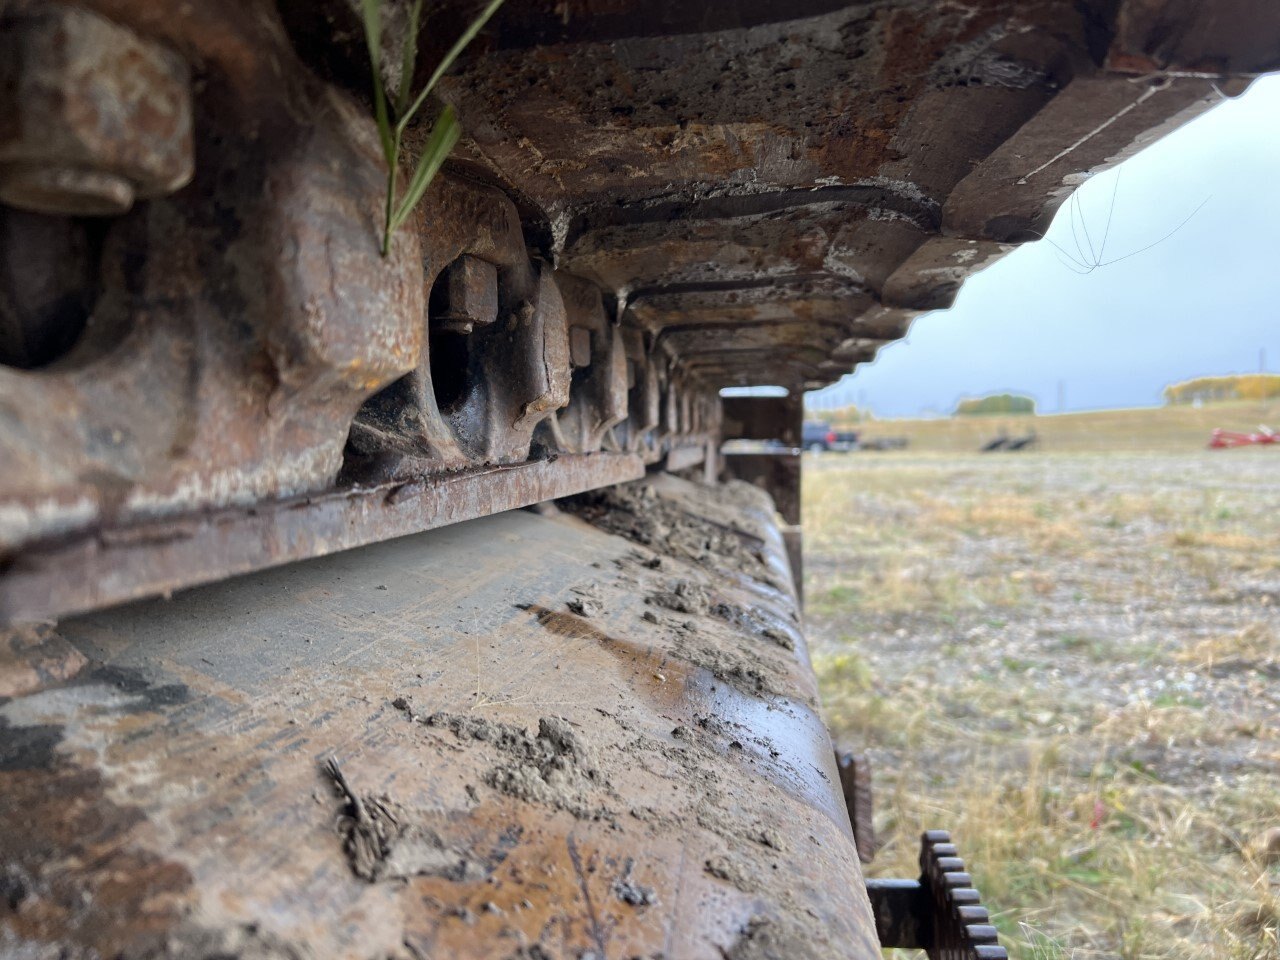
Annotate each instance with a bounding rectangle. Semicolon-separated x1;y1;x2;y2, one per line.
0;162;135;217
0;6;194;217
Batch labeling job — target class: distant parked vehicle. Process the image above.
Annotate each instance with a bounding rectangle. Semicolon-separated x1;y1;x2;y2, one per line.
803;420;838;452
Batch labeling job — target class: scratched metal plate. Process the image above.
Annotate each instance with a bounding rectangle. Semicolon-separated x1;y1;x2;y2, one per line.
0;476;878;959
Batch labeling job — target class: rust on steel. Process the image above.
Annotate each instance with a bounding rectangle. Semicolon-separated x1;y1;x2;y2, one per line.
866;830;1009;958
0;476;881;958
0;453;644;624
0;0;1272;603
836;750;879;865
0;3;1271;955
0;4;193;216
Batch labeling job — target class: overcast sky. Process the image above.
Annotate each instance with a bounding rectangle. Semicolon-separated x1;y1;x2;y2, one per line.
808;73;1280;417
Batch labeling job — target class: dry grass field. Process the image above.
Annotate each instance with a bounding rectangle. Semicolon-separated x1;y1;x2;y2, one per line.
829;400;1280;454
804;447;1280;959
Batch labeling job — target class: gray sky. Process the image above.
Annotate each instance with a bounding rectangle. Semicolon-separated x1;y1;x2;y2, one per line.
808;73;1280;417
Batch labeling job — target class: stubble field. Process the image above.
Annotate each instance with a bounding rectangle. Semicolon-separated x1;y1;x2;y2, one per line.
804;450;1280;959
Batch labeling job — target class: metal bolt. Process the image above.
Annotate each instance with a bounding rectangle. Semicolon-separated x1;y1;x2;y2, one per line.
432;256;499;334
569;326;591;367
0;5;194;217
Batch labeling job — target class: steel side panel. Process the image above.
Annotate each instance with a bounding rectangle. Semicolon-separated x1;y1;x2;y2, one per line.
0;453;645;625
0;478;879;959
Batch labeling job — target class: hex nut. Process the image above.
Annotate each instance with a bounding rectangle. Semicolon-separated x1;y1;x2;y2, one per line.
0;5;194;216
432;256;499;334
569;326;592;367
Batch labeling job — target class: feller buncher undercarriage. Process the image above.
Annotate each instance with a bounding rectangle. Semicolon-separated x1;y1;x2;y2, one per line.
0;1;1273;957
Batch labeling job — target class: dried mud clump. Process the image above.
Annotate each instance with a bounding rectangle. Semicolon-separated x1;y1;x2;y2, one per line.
669;627;781;700
724;917;786;960
323;759;488;883
566;485;770;578
724;914;826;960
426;714;612;820
567;582;606;617
647;580;797;652
151;923;313;960
711;601;798;651
715;479;778;516
649;578;711;615
704;854;755;892
611;857;656;907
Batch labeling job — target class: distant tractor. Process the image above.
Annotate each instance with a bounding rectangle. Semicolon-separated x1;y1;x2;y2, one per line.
981;431;1038;452
1209;426;1278;448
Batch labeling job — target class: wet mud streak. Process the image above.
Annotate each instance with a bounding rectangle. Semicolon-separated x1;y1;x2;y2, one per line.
523;601;790;703
520;604;618;645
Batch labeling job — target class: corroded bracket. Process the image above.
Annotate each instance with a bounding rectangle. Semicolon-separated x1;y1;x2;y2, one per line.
836;750;878;864
0;0;689;599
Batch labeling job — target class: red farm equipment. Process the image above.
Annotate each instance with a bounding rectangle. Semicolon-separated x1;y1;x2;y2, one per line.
1209;427;1279;448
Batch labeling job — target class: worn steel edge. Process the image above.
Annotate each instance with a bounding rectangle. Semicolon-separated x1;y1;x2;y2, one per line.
0;453;644;624
0;474;879;959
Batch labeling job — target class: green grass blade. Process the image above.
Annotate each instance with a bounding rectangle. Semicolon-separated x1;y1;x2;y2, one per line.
360;0;382;77
389;106;460;232
395;0;426;116
396;0;506;135
361;0;395;165
380;127;401;256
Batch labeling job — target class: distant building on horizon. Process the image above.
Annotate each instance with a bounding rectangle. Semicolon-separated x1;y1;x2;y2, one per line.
1164;374;1280;405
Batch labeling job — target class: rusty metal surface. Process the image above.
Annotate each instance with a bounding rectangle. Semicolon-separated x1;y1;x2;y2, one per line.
0;4;193;216
0;0;1271;626
0;6;1265;952
0;622;88;699
425;0;1272;390
0;0;426;554
865;878;930;951
0;453;644;625
718;394;805;599
782;527;803;605
664;442;708;473
0;475;880;959
0;2;685;565
918;830;1008;960
866;830;1008;958
836;751;878;866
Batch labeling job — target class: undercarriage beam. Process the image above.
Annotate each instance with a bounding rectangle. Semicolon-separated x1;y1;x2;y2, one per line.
0;475;880;959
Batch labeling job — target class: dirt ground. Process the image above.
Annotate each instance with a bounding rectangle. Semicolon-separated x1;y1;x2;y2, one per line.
803;450;1280;959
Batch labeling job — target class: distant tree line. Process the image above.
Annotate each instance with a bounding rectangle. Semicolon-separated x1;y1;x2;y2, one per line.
810;404;871;427
954;393;1036;416
1164;374;1280;405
